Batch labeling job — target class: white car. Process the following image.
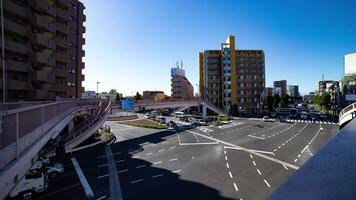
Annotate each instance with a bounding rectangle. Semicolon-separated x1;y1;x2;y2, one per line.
263;116;275;122
45;162;64;178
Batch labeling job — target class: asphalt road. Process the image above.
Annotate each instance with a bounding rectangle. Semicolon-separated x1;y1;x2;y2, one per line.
35;118;339;200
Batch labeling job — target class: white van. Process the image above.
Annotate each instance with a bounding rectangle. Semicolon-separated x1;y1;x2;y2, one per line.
9;161;48;199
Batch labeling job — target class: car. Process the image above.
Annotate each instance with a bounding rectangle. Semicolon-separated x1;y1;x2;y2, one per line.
194;119;208;126
44;162;64;178
319;114;328;120
158;116;166;124
144;113;150;119
263;116;275;122
168;121;177;128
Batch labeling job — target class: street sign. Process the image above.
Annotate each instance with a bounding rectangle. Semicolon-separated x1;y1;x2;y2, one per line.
121;99;134;110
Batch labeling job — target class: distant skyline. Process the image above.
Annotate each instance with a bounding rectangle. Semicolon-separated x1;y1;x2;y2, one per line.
82;0;356;96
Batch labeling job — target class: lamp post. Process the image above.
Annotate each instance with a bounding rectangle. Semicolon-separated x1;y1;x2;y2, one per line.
1;0;6;103
96;82;100;99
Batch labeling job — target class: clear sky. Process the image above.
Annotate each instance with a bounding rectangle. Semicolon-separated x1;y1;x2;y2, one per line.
82;0;356;96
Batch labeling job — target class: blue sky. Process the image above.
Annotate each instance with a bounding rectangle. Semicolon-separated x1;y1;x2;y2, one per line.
82;0;356;96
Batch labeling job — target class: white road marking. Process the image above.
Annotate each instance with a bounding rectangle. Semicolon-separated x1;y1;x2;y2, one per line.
173;169;182;173
96;195;107;200
297;154;301;158
131;179;143;184
186;130;299;170
158;149;165;152
248;135;266;140
169;158;178;162
253;161;256;166
152;174;164;178
257;169;262;175
97;174;109;179
71;157;94;199
98;164;108;168
145;152;153;156
117;169;128;173
226;163;230;168
233;182;239;191
229;171;233;178
136;164;146;168
169;146;176;149
225;146;275;156
294;159;298;162
132;155;140;158
113;152;121;155
153;161;162;165
115;160;125;163
225;156;228;161
179;142;219;146
224;150;227;154
283;165;288;170
97;155;106;159
250;154;253;159
264;179;271;188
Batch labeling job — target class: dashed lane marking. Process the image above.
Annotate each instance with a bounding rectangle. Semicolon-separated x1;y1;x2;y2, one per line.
145;152;153;156
131;179;143;184
118;169;128;174
226;163;230;168
233;182;239;191
115;160;125;163
97;174;109;179
169;146;176;149
98;164;108;168
173;169;182;173
96;195;107;200
283;165;288;170
158;149;165;153
136;164;146;168
248;135;266;140
257;169;262;175
169;158;178;162
152;174;164;178
153;161;162;165
264;179;271;188
229;171;233;178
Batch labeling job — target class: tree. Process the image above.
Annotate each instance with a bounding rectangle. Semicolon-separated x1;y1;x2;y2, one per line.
116;93;121;101
134;92;142;100
280;94;290;108
272;94;281;109
266;96;273;112
109;89;117;95
320;93;331;110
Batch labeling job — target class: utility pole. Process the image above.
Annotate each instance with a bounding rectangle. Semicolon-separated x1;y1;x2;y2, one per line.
96;82;100;99
1;0;6;103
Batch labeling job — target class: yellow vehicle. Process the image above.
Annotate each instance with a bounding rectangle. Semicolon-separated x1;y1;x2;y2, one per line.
217;114;228;122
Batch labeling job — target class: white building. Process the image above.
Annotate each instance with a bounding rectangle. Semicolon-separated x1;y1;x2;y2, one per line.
343;53;356;102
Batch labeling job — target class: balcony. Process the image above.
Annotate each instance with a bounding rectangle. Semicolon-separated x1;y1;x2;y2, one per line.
29;0;56;16
55;37;68;48
8;80;28;90
50;83;66;92
4;19;28;36
4;0;27;18
56;22;69;34
30;13;55;32
56;53;68;63
5;39;28;55
7;60;29;72
33;89;48;99
31;52;51;64
31;33;55;50
54;68;67;77
56;8;68;20
31;70;50;82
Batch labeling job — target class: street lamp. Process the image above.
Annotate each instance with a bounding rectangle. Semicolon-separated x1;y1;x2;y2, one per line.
96;82;100;99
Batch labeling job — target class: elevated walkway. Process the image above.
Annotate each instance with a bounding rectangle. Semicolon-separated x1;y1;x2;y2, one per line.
339;102;356;128
0;99;111;199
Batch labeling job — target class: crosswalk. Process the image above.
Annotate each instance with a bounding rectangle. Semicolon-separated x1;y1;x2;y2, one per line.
286;119;337;125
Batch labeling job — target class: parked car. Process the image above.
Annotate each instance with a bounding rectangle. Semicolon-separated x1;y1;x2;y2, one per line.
44;162;64;178
194;119;208;126
158;116;166;124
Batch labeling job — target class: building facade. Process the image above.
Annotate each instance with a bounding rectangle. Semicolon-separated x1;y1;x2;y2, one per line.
171;65;194;100
287;85;299;98
199;36;265;115
143;90;165;101
273;80;287;96
342;53;356;103
0;0;86;101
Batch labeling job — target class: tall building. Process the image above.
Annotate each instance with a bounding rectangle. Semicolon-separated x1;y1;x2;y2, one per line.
143;90;165;101
171;63;194;100
287;85;299;98
273;80;287;96
199;35;265;115
0;0;86;101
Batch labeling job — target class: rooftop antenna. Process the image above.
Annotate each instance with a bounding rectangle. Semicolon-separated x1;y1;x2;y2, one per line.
322;74;324;81
181;60;183;69
176;61;179;69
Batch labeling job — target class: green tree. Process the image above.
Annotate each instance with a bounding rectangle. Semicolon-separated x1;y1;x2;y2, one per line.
280;94;290;108
134;91;142;100
266;95;273;112
273;94;281;109
320;93;331;110
109;89;117;95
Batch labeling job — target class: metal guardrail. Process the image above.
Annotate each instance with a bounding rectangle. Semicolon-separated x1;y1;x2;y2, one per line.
339;102;356;121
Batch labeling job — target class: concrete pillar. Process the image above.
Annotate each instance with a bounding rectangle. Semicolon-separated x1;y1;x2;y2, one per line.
203;105;207;119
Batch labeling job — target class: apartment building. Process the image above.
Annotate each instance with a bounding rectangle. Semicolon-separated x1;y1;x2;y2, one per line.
273;80;287;96
143;90;165;101
199;36;265;115
0;0;85;101
171;65;194;100
287;85;299;98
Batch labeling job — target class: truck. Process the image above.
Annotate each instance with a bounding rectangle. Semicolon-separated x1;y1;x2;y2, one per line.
9;161;48;200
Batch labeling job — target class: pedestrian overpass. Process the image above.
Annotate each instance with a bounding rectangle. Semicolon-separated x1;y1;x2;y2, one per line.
134;99;226;116
0;99;111;199
338;102;356;128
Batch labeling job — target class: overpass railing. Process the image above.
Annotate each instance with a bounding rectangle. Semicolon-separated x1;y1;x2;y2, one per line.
338;102;356;127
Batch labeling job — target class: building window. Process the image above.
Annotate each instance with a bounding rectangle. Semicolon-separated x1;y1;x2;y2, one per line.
69;56;77;61
70;29;77;34
69;42;77;48
68;69;76;74
71;2;78;10
69;16;78;22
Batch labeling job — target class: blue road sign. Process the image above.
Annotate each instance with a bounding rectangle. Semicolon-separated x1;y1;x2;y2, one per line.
121;99;134;110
